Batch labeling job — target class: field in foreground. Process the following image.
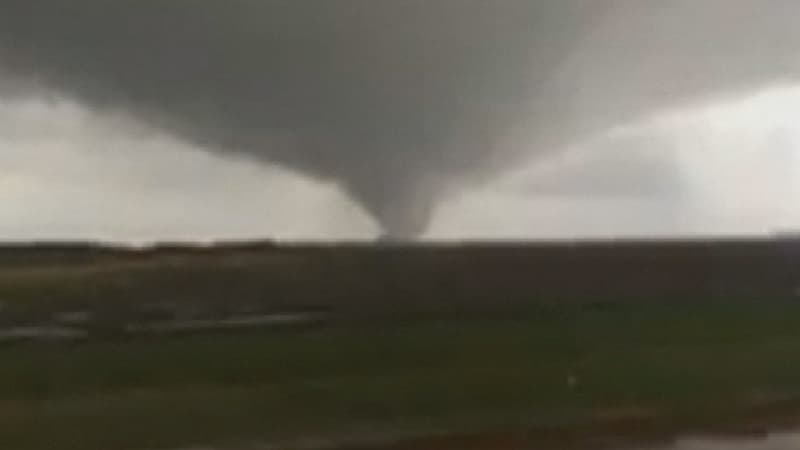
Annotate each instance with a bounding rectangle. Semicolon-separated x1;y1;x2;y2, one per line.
4;301;800;450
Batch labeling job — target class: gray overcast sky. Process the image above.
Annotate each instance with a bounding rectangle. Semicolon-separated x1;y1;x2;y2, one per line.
1;86;799;243
1;1;800;242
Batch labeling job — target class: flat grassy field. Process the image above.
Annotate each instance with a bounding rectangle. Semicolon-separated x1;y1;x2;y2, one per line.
4;301;800;450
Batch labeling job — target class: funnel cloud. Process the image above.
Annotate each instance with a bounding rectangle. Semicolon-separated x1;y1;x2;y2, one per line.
1;1;800;238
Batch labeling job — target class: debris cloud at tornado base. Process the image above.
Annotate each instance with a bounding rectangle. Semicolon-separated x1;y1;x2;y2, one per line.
1;1;800;238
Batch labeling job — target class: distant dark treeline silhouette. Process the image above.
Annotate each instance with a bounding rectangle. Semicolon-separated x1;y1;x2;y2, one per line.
1;238;799;319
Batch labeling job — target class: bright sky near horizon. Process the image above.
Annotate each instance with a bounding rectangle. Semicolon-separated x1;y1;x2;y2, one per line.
1;85;799;243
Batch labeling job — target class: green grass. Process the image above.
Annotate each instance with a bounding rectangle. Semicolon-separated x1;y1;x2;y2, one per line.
3;301;800;449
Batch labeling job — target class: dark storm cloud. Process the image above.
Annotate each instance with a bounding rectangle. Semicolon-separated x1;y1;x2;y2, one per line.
0;0;602;238
1;1;800;238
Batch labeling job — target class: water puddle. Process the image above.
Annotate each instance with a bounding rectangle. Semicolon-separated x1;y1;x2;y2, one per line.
0;325;87;342
125;312;324;334
0;310;326;344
